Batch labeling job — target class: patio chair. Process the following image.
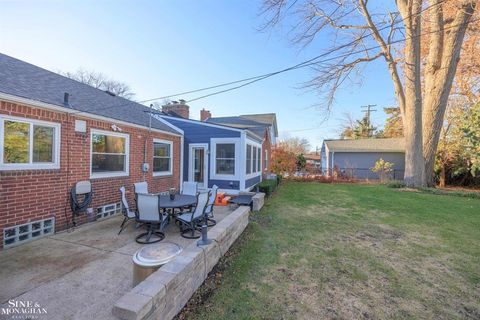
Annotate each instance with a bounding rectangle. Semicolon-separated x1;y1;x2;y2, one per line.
205;185;218;227
175;191;210;239
118;186;137;235
135;193;168;244
182;181;198;196
134;181;149;211
134;181;148;195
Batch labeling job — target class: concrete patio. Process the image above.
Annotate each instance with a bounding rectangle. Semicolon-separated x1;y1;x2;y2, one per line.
0;206;234;320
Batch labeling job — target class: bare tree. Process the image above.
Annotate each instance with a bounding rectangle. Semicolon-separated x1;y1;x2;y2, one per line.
278;137;311;154
262;0;477;187
61;68;135;99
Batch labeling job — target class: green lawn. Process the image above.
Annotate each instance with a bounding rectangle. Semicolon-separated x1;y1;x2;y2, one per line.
179;182;480;319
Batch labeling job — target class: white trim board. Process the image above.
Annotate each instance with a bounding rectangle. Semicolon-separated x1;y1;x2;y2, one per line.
0;92;183;137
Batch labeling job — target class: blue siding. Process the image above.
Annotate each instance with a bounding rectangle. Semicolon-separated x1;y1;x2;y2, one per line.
160;117;242;187
245;175;261;188
332;152;405;180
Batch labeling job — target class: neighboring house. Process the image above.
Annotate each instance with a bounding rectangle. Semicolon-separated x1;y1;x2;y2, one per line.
205;113;278;174
321;138;405;180
156;103;266;193
304;153;321;171
0;53;183;249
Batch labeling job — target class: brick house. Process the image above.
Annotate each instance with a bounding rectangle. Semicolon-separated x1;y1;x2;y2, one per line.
0;53;183;249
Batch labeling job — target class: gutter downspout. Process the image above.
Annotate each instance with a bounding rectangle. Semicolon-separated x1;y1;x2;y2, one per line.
144;104;153;181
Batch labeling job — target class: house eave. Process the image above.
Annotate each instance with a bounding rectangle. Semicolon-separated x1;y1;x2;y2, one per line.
0;92;183;137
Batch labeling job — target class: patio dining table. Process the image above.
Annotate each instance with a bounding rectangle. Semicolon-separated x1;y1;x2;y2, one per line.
159;194;197;212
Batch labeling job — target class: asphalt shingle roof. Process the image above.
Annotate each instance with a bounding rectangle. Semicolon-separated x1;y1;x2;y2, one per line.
207;113;278;137
0;53;180;135
324;138;405;152
207;116;265;127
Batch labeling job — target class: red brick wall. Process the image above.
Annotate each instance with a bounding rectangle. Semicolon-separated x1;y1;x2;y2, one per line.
200;109;211;121
262;130;272;174
162;103;189;119
0;100;181;249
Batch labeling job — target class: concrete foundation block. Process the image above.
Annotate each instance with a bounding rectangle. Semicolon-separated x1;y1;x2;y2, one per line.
112;292;153;320
252;192;265;211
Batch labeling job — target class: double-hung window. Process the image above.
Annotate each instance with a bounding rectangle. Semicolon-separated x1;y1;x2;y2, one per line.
153;139;172;176
252;146;257;172
245;143;262;175
246;145;252;174
0;116;60;170
215;143;235;175
264;150;268;171
91;130;129;178
257;148;261;172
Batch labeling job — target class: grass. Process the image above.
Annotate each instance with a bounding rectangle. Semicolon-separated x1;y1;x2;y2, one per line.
178;182;480;319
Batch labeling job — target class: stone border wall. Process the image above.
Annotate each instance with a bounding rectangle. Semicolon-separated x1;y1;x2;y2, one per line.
112;206;250;320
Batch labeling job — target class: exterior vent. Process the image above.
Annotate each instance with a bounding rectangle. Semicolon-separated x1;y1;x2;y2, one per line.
105;90;116;96
96;202;122;220
4;217;55;249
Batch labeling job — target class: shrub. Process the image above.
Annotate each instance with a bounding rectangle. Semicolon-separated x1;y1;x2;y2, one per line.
371;158;395;182
258;179;277;196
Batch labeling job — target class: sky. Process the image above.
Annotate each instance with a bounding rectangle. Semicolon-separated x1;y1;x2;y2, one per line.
0;0;398;151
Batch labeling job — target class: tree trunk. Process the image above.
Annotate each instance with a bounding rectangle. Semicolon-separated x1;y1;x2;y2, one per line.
398;0;426;188
422;1;477;186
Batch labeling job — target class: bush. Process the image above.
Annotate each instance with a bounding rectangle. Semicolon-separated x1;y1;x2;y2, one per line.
258;179;277;196
385;180;406;188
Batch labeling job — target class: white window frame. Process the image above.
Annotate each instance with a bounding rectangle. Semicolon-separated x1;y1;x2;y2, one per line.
210;137;240;180
0;115;61;170
188;143;208;189
257;147;262;173
245;140;262;180
246;144;252;175
90;129;129;179
153;138;173;177
264;149;268;171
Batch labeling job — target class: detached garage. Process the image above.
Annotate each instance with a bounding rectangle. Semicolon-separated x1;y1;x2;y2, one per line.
320;138;405;180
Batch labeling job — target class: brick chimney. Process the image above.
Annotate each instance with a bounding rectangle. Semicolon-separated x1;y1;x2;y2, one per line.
162;99;190;119
200;108;211;121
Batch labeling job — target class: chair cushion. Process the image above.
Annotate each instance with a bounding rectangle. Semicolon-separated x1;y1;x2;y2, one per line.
176;212;193;223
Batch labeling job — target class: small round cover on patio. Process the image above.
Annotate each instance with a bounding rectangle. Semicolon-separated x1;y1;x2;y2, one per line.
133;242;183;267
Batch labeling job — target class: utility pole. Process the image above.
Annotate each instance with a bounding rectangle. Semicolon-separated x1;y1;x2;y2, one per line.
361;104;377;137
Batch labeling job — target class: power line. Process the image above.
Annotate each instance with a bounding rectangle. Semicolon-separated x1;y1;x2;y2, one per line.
66;0;458;116
160;1;448;103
